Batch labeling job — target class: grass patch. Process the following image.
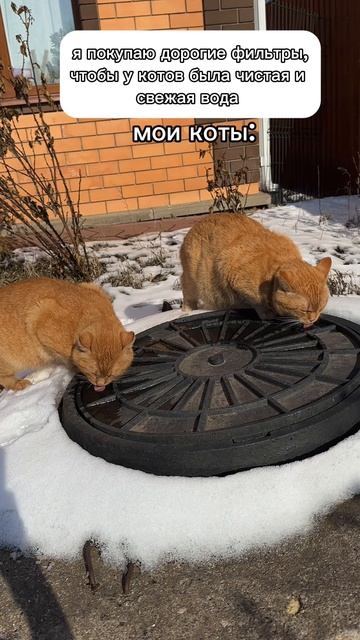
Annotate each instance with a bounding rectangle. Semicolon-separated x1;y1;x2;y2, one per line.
105;265;145;289
141;247;169;268
0;254;106;287
328;270;360;296
334;245;347;255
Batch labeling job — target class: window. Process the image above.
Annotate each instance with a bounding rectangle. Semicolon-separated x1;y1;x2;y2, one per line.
0;0;80;103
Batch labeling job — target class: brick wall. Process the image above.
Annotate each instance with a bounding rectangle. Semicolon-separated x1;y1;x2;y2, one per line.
77;1;100;29
98;0;203;30
8;114;227;217
203;0;254;29
202;0;260;183
6;0;260;222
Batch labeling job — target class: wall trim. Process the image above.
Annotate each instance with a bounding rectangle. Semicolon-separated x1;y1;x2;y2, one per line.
254;0;274;192
81;191;271;229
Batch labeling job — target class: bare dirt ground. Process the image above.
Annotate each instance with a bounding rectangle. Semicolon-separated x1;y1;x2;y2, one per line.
0;495;359;640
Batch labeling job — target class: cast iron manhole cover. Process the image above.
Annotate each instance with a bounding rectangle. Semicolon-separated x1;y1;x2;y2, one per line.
60;310;360;476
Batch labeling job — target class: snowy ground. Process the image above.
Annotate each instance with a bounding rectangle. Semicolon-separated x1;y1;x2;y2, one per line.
0;196;360;568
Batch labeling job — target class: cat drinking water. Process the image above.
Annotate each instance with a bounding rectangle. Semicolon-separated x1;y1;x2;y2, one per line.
180;213;331;327
0;278;134;392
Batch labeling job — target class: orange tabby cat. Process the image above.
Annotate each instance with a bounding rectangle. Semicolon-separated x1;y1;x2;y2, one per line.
0;278;134;392
180;213;332;327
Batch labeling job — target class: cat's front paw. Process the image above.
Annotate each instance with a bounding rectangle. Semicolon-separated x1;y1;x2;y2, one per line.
181;298;199;314
181;304;193;314
12;379;32;391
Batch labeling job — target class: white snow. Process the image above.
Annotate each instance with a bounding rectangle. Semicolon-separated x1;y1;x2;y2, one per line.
0;195;360;568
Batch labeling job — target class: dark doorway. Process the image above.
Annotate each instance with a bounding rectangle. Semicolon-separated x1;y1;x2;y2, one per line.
266;0;360;200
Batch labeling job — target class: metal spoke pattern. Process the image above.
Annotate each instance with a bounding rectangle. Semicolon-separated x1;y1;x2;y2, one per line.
74;311;359;436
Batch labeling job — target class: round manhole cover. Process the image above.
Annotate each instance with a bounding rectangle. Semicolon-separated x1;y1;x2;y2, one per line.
60;310;360;476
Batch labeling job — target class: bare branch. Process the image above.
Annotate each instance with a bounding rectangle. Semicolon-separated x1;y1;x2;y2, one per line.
0;4;100;281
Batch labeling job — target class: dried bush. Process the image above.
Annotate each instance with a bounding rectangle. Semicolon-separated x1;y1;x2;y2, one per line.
338;152;360;228
106;266;145;289
202;146;250;213
0;3;101;281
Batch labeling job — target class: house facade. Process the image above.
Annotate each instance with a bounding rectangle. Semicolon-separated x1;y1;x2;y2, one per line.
0;0;270;224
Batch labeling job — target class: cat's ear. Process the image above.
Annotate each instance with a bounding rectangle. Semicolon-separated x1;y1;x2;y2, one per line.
76;331;93;352
121;330;135;348
316;256;332;278
275;273;293;293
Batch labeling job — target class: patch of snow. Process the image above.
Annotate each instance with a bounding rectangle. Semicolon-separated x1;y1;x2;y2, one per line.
1;196;360;567
1;303;360;568
326;295;360;324
143;265;163;280
0;367;69;448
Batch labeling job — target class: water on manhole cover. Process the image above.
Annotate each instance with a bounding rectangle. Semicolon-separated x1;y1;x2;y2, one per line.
59;310;360;476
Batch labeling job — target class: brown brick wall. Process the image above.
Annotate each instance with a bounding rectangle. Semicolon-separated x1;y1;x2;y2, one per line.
214;121;260;185
76;0;100;29
203;0;254;29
